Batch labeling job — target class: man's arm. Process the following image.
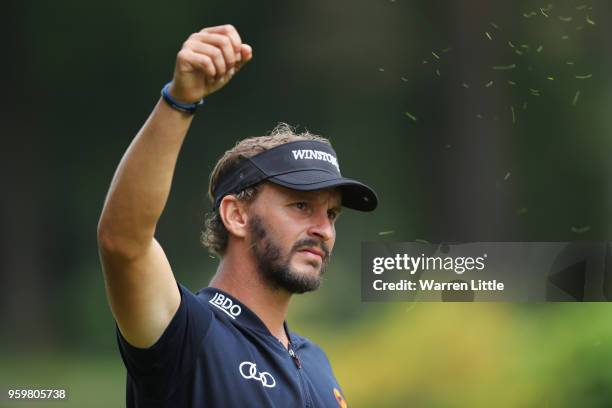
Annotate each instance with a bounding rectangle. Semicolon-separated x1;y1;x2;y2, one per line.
97;25;252;349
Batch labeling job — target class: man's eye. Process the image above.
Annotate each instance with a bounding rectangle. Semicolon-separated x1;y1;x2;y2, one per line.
295;202;307;210
328;210;339;221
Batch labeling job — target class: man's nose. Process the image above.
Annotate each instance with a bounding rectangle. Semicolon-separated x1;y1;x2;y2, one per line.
307;209;334;242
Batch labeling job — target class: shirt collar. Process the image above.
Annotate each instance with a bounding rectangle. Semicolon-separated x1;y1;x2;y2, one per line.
196;287;303;348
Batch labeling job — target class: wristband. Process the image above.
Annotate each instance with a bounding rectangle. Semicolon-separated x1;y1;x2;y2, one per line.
161;82;204;114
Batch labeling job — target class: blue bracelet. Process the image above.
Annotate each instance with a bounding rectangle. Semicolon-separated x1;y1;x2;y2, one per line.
161;82;204;114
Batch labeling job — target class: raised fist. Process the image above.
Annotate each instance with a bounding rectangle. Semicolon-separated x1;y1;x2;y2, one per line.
168;24;253;103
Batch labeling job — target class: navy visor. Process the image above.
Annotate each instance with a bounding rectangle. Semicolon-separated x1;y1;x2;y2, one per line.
213;140;378;211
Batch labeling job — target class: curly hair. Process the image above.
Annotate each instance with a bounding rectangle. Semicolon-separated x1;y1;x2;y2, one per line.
201;123;331;257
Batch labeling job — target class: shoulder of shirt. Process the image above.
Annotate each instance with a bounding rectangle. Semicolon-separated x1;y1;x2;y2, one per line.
178;283;207;306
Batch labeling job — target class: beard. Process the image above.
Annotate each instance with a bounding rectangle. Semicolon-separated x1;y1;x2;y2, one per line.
248;214;330;294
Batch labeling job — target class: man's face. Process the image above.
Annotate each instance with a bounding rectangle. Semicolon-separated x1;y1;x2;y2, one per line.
246;183;342;294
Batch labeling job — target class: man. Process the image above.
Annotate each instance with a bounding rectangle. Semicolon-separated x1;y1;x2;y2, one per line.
97;24;377;407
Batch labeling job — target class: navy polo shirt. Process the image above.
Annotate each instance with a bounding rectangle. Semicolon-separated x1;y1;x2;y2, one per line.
116;283;349;407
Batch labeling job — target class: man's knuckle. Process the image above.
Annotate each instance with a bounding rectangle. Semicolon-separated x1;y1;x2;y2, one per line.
177;49;189;61
202;58;214;71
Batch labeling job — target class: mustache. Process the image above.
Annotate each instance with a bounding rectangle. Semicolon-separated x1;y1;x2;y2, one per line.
291;238;330;261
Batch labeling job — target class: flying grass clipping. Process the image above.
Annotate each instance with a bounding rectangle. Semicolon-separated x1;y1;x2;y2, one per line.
394;2;596;126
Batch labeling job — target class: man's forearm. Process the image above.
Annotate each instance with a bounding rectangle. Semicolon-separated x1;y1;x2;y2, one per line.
98;25;252;259
98;98;194;257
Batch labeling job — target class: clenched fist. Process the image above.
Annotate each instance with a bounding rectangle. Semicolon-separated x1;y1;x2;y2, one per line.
168;24;253;103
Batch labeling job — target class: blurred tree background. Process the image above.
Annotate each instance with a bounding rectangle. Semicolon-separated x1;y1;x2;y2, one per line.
2;0;612;406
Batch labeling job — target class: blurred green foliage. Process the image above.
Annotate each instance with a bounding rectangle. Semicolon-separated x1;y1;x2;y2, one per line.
3;301;612;407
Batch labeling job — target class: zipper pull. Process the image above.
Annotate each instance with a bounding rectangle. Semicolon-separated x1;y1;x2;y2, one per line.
288;347;302;369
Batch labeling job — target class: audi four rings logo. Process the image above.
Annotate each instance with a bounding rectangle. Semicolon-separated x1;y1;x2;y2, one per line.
239;361;276;388
209;293;242;319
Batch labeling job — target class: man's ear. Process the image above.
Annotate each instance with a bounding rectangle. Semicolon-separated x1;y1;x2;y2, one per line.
219;195;249;238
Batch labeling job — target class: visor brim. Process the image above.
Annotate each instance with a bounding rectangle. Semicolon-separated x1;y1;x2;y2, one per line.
267;170;378;212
